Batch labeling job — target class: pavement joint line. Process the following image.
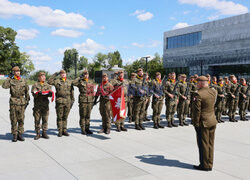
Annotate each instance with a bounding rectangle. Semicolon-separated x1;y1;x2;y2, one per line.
212;169;243;180
70;134;162;180
27;139;79;180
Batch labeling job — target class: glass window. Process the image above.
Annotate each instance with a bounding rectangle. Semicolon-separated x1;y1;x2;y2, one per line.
190;33;194;46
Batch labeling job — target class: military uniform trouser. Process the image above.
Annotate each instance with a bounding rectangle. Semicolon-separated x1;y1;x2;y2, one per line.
79;102;93;129
215;100;223;121
165;100;177;122
144;97;151;118
222;98;229;114
9;105;25;135
133;97;146;125
115;102;127;128
152;99;163;124
238;99;249;119
56;103;71;131
99;99;111;130
127;99;134;120
33;106;49;132
195;125;216;169
177;100;189;123
228;98;238;119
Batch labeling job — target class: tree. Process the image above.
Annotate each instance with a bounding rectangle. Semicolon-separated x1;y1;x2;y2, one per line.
78;56;88;70
29;70;50;81
92;52;108;69
0;26;21;74
62;48;78;72
19;52;35;75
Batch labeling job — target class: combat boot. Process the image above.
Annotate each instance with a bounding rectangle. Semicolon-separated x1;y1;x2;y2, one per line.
120;126;127;131
183;121;189;126
34;131;40;140
128;117;132;123
135;124;141;130
157;123;164;128
171;119;178;127
86;128;93;134
139;123;145;130
17;133;25;141
153;123;159;129
58;130;63;137
167;121;172;128
105;128;110;134
63;130;69;136
116;126;121;132
81;128;86;135
12;134;17;142
42;131;49;139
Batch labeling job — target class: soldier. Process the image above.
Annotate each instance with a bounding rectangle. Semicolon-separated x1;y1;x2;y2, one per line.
177;74;190;126
192;76;217;171
110;70;129;132
164;72;178;127
131;68;148;130
127;73;136;123
72;70;95;135
206;74;211;87
211;76;217;89
94;73;114;134
215;78;225;123
222;76;230;115
238;78;249;121
143;73;151;121
48;70;75;137
2;66;30;142
151;72;165;129
31;72;53;140
189;76;197;118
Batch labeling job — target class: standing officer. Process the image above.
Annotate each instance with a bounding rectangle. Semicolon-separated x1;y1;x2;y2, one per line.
143;73;151;122
164;72;178;127
31;72;53;140
131;68;148;130
192;76;217;171
215;78;225;123
189;75;197;118
222;76;230;115
72;70;95;135
127;73;136;123
238;78;249;121
177;74;190;126
94;73;114;134
151;72;164;129
227;75;240;122
48;70;75;137
110;70;129;132
2;66;30;142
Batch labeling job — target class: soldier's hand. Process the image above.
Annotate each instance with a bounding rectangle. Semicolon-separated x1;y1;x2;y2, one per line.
8;72;14;78
54;72;59;76
182;96;187;100
168;93;174;99
155;94;160;99
243;94;246;99
232;95;235;98
38;91;42;95
220;94;225;98
48;91;53;97
80;73;84;79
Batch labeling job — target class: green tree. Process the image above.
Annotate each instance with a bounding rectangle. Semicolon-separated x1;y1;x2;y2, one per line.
92;52;108;69
62;48;78;72
0;26;21;74
78;56;88;70
107;51;123;70
147;53;164;78
29;70;50;81
19;52;35;75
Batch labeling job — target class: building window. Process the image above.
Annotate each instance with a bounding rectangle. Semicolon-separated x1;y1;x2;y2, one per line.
167;31;202;49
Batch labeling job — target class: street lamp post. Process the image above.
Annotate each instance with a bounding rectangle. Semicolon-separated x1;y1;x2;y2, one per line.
143;55;151;72
74;52;77;79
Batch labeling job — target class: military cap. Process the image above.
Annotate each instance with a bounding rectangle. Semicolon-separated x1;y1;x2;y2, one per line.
82;70;88;75
197;76;208;81
240;78;245;81
190;76;194;78
102;73;107;77
131;73;136;76
223;76;228;79
137;68;143;72
114;71;118;75
229;75;235;79
38;71;45;77
118;70;124;74
155;72;161;76
12;66;20;71
206;74;210;78
181;74;187;78
218;78;223;81
194;74;198;78
60;69;66;74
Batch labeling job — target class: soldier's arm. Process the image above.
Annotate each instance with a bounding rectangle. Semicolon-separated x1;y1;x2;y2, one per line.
47;72;58;86
2;78;11;89
72;77;81;87
31;84;37;96
191;93;201;127
70;82;75;103
25;80;30;103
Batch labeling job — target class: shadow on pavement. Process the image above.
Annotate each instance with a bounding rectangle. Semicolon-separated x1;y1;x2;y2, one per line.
135;155;194;170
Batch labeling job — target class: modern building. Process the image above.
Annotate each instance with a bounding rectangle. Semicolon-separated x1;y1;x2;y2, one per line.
163;13;250;78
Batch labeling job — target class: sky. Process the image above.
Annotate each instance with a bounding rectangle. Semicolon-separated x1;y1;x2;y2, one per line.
0;0;249;73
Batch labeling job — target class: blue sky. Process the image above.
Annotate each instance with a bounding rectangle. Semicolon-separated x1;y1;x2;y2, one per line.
0;0;249;72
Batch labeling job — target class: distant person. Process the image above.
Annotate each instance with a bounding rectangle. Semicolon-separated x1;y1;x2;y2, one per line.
192;76;217;171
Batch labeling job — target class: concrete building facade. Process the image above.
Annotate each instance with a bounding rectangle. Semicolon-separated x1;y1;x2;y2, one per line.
163;13;250;77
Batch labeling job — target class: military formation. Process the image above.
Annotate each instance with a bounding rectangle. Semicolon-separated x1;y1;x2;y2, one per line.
2;66;250;143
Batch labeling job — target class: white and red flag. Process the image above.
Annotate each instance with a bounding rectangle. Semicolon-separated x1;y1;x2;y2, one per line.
109;87;126;122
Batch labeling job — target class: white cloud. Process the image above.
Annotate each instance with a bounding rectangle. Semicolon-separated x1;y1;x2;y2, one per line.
51;29;83;38
98;32;104;35
207;15;219;20
179;0;248;16
130;10;154;21
169;17;176;20
25;45;37;49
27;50;52;61
0;0;93;29
131;42;144;48
183;11;191;15
16;29;39;40
173;22;190;30
147;40;162;48
59;39;106;55
100;26;105;30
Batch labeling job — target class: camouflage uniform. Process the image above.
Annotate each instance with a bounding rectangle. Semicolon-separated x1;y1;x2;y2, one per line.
72;76;95;134
189;80;197;118
110;76;129;131
31;80;52;138
144;79;151;121
238;81;249;121
151;78;164;128
177;79;190;126
48;71;75;135
127;75;136;122
95;80;114;133
164;79;179;127
215;82;225;123
222;80;230;115
2;67;30;141
227;81;240;122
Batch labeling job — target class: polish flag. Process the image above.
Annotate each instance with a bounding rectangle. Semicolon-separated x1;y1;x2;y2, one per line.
109;87;126;122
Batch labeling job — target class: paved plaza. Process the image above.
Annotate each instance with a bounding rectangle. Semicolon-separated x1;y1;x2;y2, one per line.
0;86;249;180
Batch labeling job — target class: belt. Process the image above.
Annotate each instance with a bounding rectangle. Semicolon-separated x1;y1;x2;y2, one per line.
11;96;24;99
